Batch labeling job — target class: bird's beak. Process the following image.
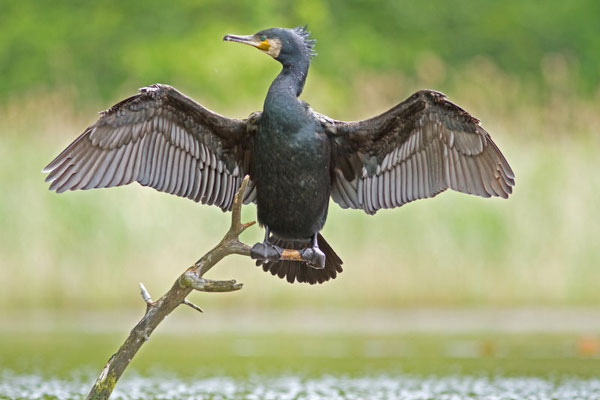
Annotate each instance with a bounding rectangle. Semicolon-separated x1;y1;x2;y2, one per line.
223;34;270;51
223;34;259;47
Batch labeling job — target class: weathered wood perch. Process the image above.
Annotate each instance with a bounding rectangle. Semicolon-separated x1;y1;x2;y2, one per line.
86;176;300;400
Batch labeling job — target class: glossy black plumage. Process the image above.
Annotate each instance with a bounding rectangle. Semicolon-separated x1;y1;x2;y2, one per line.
253;29;330;240
44;26;514;285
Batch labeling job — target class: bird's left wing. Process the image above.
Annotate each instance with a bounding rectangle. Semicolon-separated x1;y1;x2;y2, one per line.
322;90;514;215
43;84;259;211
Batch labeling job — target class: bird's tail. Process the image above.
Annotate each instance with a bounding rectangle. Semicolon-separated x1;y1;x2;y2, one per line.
258;233;343;284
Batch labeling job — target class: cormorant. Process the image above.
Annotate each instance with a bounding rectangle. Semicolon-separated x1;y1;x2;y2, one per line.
43;26;515;285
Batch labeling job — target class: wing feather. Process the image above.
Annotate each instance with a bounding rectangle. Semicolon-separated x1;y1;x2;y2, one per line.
205;166;216;205
326;90;514;214
43;84;258;211
335;177;351;208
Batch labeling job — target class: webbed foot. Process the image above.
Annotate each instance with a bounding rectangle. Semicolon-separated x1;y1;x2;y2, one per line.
299;247;326;270
250;242;283;265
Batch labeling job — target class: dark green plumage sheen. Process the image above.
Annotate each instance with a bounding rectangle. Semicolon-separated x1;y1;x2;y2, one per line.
43;26;515;285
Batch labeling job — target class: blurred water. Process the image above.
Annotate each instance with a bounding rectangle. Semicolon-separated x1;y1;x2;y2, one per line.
2;330;600;399
2;371;599;400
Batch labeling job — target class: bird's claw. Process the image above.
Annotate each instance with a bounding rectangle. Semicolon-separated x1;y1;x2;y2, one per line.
250;242;282;265
300;247;326;270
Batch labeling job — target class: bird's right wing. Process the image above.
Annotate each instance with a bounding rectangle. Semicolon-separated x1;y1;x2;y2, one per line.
43;84;259;211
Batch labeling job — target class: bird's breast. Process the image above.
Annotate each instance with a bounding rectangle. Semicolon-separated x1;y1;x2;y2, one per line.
253;119;332;238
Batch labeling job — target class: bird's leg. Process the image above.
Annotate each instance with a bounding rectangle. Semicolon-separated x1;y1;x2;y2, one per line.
299;234;326;270
250;227;282;264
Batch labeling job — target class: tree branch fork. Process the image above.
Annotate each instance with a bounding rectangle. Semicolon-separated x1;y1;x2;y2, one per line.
86;176;300;400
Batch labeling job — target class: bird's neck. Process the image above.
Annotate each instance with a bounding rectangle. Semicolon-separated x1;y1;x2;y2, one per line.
265;59;309;107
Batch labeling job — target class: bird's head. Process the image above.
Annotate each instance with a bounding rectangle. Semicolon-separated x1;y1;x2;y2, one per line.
223;26;316;66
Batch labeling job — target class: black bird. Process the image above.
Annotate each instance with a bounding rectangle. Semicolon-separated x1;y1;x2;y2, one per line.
43;27;515;285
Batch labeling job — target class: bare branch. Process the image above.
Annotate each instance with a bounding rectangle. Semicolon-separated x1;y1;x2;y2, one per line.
182;299;203;313
138;283;154;306
185;276;243;292
281;249;303;261
86;176;255;400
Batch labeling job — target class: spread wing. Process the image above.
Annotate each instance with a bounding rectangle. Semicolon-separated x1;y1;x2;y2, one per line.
325;90;515;215
43;84;259;211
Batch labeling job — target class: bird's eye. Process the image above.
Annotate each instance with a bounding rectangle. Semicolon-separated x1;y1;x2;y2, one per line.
260;35;267;41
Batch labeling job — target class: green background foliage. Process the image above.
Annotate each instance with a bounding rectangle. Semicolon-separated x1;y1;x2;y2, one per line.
1;0;599;311
2;0;599;106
